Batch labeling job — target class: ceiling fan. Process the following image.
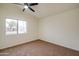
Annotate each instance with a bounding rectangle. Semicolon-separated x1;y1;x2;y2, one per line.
13;3;38;12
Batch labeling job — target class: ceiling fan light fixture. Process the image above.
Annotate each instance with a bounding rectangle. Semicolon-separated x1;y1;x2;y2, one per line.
24;5;28;9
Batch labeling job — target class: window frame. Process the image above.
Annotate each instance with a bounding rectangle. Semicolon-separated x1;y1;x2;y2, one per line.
6;18;27;35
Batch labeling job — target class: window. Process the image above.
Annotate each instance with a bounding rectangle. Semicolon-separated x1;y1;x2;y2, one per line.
18;20;27;34
6;19;17;35
6;19;27;35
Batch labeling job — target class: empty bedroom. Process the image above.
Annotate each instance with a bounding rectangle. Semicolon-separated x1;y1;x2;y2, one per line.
0;3;79;56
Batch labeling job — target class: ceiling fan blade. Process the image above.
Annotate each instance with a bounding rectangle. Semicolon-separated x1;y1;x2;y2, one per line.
23;8;25;12
30;3;38;6
28;7;35;12
24;3;28;6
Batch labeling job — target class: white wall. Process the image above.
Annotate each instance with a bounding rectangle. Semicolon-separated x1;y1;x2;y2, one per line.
0;4;38;49
39;8;79;51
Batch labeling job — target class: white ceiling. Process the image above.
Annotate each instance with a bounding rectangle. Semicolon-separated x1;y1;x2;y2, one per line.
13;3;79;19
24;3;79;19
